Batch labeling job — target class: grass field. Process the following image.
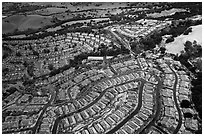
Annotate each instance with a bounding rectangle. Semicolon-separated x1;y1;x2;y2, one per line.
2;3;127;34
34;7;68;15
147;8;187;18
166;25;202;55
2;15;54;34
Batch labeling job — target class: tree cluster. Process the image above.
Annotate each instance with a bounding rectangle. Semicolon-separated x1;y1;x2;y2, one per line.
191;72;202;119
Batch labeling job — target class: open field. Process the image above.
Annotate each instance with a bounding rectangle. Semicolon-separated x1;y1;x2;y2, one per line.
2;2;163;35
2;3;128;34
29;2;128;11
33;7;68;15
147;8;187;18
2;15;54;34
166;25;202;54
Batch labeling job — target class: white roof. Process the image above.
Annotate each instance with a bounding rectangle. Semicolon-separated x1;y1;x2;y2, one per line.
88;56;113;60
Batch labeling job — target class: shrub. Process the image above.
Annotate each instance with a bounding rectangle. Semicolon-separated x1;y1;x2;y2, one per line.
166;37;174;43
183;27;192;35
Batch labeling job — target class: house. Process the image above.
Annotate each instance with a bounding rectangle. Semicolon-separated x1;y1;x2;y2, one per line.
68;116;76;126
88;126;97;134
132;116;144;126
105;116;116;126
122;124;135;133
74;113;83;123
93;123;104;133
99;120;111;130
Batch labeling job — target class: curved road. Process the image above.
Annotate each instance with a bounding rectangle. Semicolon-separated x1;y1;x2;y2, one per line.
168;64;182;133
139;75;164;133
32;86;57;134
52;78;144;133
106;81;145;133
106;27;136;56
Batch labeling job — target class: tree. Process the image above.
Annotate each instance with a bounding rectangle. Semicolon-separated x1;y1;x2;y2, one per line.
43;49;50;54
54;46;58;52
166;37;174;43
23;60;29;67
183;27;192;35
160;47;166;54
2;68;9;76
48;64;54;71
150;33;162;45
99;43;108;69
130;41;141;54
29;45;33;50
99;43;106;55
184;41;192;49
194;44;202;57
27;62;35;77
16;52;22;57
180;100;191;108
33;50;39;56
141;38;156;51
184;112;193;118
